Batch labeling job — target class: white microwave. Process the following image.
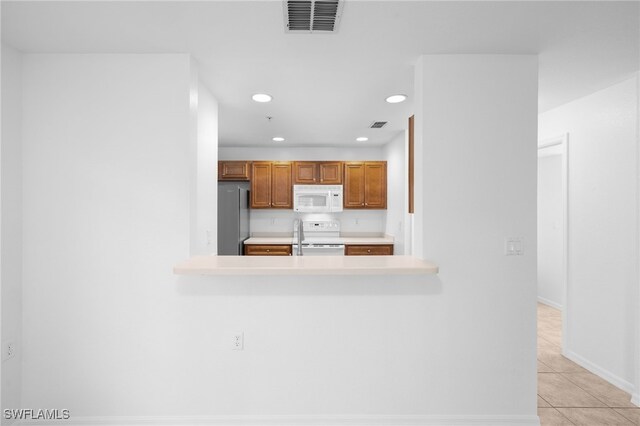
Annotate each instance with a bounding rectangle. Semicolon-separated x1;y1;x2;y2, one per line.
293;185;343;213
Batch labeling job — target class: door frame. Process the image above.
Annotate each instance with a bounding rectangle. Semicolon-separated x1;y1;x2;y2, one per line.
537;133;569;351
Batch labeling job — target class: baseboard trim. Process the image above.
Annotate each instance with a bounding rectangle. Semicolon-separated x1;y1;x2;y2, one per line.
537;296;562;310
17;414;541;426
563;348;636;396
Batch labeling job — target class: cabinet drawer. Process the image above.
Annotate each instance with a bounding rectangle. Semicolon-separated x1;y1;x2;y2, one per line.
244;244;292;256
344;244;393;256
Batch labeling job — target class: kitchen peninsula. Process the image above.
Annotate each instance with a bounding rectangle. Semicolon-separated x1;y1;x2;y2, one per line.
173;255;438;276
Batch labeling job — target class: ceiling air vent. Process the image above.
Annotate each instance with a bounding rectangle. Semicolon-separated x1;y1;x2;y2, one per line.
370;121;388;129
284;0;343;33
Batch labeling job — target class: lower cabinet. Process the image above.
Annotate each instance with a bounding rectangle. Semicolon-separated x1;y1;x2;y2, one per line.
344;244;394;256
244;244;292;256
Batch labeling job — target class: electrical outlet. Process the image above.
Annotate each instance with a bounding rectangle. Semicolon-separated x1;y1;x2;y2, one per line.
230;332;244;350
2;340;15;362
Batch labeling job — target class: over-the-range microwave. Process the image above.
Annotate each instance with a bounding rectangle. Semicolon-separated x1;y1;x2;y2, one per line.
293;185;343;213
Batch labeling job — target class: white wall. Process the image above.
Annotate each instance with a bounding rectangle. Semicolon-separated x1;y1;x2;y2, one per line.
190;64;219;255
250;210;386;236
19;54;197;416
13;52;539;424
539;76;639;392
219;146;384;161
537;154;564;308
1;43;23;420
414;55;539;415
636;25;640;406
383;131;408;254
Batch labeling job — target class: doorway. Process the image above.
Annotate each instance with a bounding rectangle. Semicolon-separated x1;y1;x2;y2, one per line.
537;134;568;350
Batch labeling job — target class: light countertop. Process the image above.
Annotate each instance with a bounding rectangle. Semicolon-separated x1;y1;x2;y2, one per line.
338;236;394;244
243;235;394;245
174;255;438;276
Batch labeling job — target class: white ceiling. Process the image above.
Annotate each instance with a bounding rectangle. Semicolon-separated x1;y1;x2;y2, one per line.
2;1;639;147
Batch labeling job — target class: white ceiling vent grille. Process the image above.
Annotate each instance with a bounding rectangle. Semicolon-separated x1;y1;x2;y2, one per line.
284;0;343;33
370;121;388;129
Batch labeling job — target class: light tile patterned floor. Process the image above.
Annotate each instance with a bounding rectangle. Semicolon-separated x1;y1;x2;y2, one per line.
538;303;640;425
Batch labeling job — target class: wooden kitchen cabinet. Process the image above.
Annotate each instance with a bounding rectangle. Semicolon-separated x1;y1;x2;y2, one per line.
363;162;387;209
293;161;343;184
319;162;343;184
250;162;272;208
250;161;293;209
218;161;251;181
343;161;387;209
344;244;394;256
344;162;366;207
293;162;317;184
244;244;292;256
271;162;293;208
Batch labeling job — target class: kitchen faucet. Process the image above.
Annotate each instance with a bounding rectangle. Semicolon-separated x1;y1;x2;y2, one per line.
294;218;304;256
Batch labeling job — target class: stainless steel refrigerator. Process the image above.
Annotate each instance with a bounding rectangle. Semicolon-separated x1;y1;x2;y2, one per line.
218;182;250;255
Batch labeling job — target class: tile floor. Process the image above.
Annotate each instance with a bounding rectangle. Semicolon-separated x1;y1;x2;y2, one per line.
537;303;640;425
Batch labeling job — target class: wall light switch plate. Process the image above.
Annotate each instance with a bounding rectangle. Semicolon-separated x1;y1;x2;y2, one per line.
505;237;524;256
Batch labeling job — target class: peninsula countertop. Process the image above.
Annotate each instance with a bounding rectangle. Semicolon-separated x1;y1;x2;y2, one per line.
174;255;438;276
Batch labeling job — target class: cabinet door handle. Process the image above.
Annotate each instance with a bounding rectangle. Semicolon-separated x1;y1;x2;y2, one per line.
361;203;365;206
266;249;270;252
367;249;371;253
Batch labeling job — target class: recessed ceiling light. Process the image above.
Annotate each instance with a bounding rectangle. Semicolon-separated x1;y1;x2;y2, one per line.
272;137;285;142
252;93;273;103
356;137;368;142
385;94;407;104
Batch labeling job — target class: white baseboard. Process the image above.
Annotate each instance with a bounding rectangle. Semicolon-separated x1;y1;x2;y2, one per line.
16;414;541;426
537;296;562;310
563;348;636;397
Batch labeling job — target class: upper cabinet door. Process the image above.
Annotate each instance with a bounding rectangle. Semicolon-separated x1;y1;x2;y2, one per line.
364;162;387;209
271;162;293;208
344;162;366;208
293;161;343;184
251;162;272;208
218;161;251;181
293;162;317;184
318;162;343;184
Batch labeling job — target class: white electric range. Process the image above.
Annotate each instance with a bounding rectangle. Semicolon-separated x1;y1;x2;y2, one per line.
293;220;345;256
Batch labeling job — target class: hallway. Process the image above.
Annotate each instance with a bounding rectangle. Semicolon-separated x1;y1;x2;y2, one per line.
537;304;640;424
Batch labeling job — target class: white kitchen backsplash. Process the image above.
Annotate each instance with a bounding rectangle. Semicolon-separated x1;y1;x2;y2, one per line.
250;210;386;236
